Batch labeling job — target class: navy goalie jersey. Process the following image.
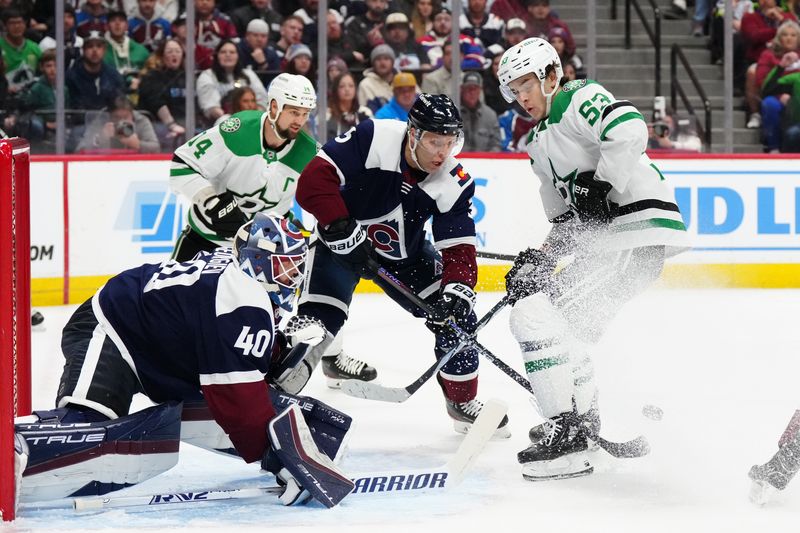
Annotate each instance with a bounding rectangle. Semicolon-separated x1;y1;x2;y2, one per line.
297;119;478;286
94;248;277;462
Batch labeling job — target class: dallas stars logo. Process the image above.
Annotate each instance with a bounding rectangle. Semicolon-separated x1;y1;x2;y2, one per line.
221;117;241;133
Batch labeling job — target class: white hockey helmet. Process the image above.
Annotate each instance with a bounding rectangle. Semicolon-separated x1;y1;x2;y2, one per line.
497;37;563;105
267;73;317;115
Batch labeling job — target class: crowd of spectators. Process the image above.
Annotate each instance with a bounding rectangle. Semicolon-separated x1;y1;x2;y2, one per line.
0;0;598;154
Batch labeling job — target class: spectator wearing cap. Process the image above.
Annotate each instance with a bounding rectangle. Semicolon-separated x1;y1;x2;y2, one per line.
460;70;501;152
238;18;281;72
489;0;528;23
327;56;348;83
284;43;314;80
482;44;510;115
503;18;528;47
66;30;126;112
375;71;418;120
460;0;504;49
345;0;390;58
229;0;283;40
128;0;172;52
326;9;365;66
0;9;41;94
525;0;573;46
104;10;151;91
547;26;583;78
410;0;440;40
274;15;304;58
194;0;238;51
171;14;214;69
358;44;397;113
383;12;431;71
38;4;83;69
76;0;109;38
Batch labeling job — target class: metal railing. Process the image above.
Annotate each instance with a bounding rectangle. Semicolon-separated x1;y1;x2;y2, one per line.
624;0;662;96
670;43;712;150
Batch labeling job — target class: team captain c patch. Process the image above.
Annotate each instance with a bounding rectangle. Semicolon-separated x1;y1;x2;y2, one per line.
450;163;471;186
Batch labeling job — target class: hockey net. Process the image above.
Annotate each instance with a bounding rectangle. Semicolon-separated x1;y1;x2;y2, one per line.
0;138;31;522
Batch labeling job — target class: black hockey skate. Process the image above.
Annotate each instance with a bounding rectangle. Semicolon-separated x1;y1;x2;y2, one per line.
321;352;378;389
528;407;601;452
748;431;800;504
445;398;511;439
518;411;593;481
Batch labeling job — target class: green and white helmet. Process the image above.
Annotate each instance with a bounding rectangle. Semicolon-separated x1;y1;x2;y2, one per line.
497;38;563;110
267;73;317;115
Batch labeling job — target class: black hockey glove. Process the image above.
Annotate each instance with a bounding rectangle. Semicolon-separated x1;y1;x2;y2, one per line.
318;217;377;280
192;191;247;239
504;248;557;305
572;171;613;224
426;283;476;335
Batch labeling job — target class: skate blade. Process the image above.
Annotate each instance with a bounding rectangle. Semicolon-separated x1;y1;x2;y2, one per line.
521;452;593;481
326;377;343;389
749;479;777;506
453;420;511;440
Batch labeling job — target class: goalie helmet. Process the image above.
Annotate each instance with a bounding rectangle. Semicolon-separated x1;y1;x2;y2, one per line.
233;213;307;312
267;73;317;115
497;37;563;105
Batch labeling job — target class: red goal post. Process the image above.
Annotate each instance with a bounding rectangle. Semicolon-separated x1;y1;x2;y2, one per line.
0;138;31;522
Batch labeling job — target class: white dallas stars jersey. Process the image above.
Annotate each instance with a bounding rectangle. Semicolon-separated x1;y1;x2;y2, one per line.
170;110;319;245
526;79;689;255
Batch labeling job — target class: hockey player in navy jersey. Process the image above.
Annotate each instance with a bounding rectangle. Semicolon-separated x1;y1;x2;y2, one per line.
13;214;354;509
277;94;509;437
496;38;690;480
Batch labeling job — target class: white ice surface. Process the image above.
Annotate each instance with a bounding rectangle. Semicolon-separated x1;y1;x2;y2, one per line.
6;289;800;532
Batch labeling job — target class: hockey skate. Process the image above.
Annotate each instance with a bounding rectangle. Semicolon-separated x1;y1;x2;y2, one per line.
528;407;601;452
446;398;511;439
518;411;593;481
748;430;800;505
321;351;377;389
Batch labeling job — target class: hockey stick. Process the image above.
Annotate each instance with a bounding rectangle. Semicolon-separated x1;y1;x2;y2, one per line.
66;399;507;512
476;251;516;261
340;296;508;402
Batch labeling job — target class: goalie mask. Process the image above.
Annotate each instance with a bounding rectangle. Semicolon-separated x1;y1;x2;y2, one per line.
233;213;307;312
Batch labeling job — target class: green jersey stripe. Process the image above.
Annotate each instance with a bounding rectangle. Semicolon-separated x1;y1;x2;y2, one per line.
170;167;199;177
613;217;687;233
600;111;645;141
525;356;568;373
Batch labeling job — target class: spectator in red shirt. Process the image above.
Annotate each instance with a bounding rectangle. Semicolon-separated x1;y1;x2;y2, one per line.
489;0;527;23
195;0;238;51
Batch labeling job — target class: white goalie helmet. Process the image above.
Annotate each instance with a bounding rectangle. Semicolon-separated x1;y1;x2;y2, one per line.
267;73;317;116
497;37;563;105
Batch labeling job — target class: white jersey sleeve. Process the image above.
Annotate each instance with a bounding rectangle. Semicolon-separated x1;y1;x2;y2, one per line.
170;126;234;203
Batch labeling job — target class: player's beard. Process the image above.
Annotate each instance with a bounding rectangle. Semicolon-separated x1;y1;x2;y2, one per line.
277;124;299;140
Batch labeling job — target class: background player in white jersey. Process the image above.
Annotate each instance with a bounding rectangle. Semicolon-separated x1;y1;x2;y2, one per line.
13;215;354;509
279;95;509;436
169;73;318;262
496;38;690;481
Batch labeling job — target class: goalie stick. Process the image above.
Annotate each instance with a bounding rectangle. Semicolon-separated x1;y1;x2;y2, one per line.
63;399;508;512
361;262;648;459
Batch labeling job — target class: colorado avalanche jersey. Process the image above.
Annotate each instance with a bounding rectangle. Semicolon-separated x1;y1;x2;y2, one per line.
170;110;319;246
526;79;690;256
94;248;277;462
297;119;478;286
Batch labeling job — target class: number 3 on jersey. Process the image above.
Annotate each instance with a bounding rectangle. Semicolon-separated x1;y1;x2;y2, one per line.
235;326;272;358
579;93;611;126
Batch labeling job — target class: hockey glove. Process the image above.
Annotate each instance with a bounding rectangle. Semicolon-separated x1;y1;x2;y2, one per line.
504;248;557;305
572;171;613;224
192;191;247;239
271;315;329;394
426;283;476;334
318;217;377;279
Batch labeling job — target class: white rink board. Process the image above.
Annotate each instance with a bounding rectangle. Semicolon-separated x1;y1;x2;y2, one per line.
28;155;800;285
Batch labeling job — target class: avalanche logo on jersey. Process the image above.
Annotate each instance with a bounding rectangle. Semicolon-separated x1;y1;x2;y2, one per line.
360;205;408;260
450;164;471;187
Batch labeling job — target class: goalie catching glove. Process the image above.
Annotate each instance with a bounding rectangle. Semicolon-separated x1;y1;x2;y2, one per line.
262;404;354;507
193;190;248;239
271;315;330;394
505;248;557;305
573;171;613;224
318;217;377;279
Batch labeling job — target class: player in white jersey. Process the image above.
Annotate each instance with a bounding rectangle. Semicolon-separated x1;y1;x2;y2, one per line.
169;73;318;263
496;38;690;481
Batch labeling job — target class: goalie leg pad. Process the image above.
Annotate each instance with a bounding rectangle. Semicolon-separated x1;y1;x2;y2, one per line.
180;399;238;457
269;387;353;463
15;401;182;502
267;404;354;508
